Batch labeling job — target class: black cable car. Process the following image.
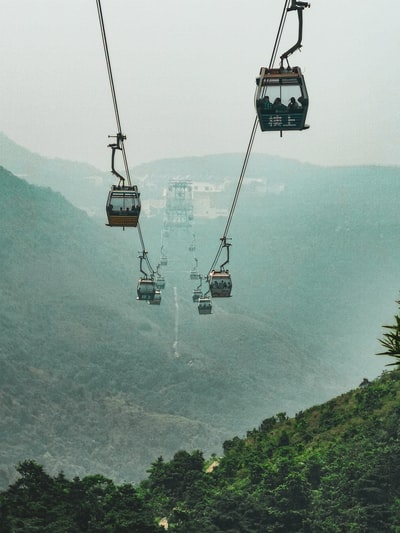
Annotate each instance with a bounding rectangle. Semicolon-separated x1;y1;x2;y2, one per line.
208;238;232;298
192;275;203;302
189;234;196;252
255;0;310;133
255;66;309;132
136;278;156;301
192;289;202;302
106;185;141;227
209;270;232;298
198;297;212;315
190;258;199;280
156;276;165;290
148;290;161;305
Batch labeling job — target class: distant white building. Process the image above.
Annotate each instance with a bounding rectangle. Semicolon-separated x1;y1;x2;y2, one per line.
191;180;230;219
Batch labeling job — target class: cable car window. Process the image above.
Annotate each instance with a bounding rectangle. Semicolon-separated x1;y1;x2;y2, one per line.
255;67;309;132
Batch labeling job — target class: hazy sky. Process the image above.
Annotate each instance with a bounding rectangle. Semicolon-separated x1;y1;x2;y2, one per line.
2;0;399;170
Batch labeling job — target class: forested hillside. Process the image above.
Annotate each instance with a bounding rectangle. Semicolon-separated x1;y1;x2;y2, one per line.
1;136;400;491
0;165;336;489
1;369;399;532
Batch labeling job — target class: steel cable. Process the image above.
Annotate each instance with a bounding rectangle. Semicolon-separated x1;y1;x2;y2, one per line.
96;0;154;275
96;0;132;186
206;1;290;278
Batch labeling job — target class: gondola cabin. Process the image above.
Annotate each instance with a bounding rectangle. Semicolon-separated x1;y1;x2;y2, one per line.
209;270;232;298
136;278;156;301
160;257;168;266
148;290;161;305
156;276;165;290
198;297;212;315
106;185;141;227
255;66;309;132
192;289;202;302
190;270;199;280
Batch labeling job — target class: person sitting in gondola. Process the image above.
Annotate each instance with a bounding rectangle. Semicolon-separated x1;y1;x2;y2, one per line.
262;95;273;112
288;96;299;110
273;97;287;113
297;95;308;108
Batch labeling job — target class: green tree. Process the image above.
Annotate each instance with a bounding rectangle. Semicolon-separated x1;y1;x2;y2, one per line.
377;298;400;366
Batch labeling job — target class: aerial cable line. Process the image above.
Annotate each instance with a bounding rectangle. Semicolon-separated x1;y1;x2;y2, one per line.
137;222;155;275
270;0;291;68
96;0;131;186
206;0;292;277
207;116;258;275
96;0;155;276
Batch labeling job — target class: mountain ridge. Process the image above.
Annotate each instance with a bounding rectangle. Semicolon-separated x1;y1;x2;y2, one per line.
1;135;398;489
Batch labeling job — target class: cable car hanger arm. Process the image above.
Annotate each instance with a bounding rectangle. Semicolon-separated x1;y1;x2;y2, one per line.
219;237;231;271
108;133;126;185
280;0;310;67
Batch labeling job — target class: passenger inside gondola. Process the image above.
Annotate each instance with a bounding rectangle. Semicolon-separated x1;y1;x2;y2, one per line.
273;98;287;112
255;68;309;131
198;297;212;314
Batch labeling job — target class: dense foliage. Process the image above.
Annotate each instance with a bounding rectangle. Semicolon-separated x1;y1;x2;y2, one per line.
2;370;400;532
0;461;161;532
378;299;400;366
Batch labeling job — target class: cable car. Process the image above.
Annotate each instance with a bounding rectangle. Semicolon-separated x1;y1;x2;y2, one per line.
255;0;311;133
255;66;309;132
188;234;196;252
192;289;202;302
148;290;161;305
192;274;203;302
209;270;232;298
156;276;165;290
136;278;156;301
106;185;141;227
190;258;199;280
198;297;212;315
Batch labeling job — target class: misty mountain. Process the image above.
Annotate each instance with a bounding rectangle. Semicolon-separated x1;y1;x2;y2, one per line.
0;164;334;489
0;132;104;216
1;134;399;489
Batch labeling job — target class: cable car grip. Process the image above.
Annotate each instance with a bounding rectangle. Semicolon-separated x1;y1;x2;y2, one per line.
108;132;127;185
219;236;232;271
280;0;310;68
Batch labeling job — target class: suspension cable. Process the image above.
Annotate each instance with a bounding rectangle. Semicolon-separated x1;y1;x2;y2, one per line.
270;0;290;68
96;0;132;187
96;0;154;276
207;116;258;275
137;222;155;275
206;0;291;278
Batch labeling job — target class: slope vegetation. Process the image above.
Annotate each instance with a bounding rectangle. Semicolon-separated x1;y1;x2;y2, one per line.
1;369;399;531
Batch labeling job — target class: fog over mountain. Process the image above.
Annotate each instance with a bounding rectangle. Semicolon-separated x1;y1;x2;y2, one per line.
0;133;398;488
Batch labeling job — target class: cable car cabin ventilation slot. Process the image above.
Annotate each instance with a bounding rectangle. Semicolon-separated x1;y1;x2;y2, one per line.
255;67;309;132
